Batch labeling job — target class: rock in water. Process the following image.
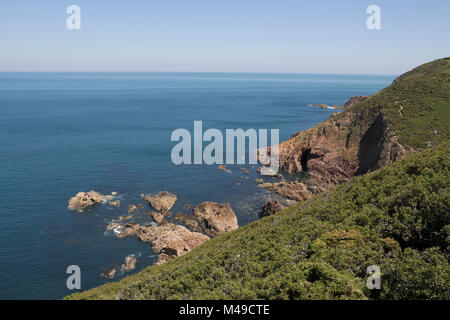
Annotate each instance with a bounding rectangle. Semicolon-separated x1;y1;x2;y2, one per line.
142;191;177;212
174;212;202;232
135;222;210;264
218;165;231;174
259;200;286;218
146;210;164;224
121;255;137;271
113;223;140;239
261;181;313;202
100;267;117;279
68;190;112;212
193;202;238;237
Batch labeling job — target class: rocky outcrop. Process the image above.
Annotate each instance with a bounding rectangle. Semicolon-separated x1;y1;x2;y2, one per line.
119;214;133;221
135;222;210;264
263;97;410;203
68;191;113;212
218;165;231;174
193;202;238;237
342;96;369;108
121;255;137;271
109;200;120;207
142;191;177;212
174;212;202;233
259;200;286;218
146;211;164;224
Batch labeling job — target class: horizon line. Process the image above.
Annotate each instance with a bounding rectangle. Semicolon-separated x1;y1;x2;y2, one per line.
0;70;397;77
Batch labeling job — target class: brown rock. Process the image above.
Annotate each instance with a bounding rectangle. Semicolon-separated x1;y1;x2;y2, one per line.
342;96;369;108
218;165;231;174
259;200;286;218
128;205;137;213
121;255;137;271
240;168;250;174
100;267;117;279
68;190;112;212
109;200;120;207
147;210;164;224
142;191;177;212
114;223;140;239
106;222;119;231
261;181;313;202
193;202;238;237
174;212;202;232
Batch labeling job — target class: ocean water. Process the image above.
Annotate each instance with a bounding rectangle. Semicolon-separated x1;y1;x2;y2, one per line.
0;72;394;299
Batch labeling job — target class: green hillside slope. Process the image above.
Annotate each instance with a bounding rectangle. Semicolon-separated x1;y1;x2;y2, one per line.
68;142;449;300
345;57;450;149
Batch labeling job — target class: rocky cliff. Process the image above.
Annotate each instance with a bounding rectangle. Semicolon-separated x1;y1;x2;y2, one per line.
265;57;450;202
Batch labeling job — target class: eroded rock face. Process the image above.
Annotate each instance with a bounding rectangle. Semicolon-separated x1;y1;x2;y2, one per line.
142;191;177;212
193;202;238;237
68;191;113;212
259;200;286;218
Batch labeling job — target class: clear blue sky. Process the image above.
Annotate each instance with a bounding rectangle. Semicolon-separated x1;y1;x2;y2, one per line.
1;0;449;75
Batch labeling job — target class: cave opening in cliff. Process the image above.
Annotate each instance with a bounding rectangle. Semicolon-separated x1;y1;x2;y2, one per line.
300;148;311;172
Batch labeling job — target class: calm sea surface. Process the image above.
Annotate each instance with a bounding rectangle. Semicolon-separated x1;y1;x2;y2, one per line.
0;72;394;299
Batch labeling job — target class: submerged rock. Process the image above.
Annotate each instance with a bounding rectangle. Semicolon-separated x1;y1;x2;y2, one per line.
128;205;137;213
259;200;286;218
193;202;238;237
142;191;177;212
68;190;113;212
218;165;231;174
119;214;133;221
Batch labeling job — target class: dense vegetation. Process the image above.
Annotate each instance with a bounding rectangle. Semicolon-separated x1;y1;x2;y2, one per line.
342;57;450;149
68;142;449;300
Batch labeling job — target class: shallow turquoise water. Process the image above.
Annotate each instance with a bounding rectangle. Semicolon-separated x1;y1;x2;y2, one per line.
0;72;394;299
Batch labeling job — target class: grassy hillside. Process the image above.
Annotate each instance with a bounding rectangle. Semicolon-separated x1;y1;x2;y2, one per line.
343;57;450;149
68;142;449;300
